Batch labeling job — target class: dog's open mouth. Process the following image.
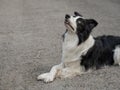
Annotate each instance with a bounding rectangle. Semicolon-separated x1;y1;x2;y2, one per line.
64;20;74;31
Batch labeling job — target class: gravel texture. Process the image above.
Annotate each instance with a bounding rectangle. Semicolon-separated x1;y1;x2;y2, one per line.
0;0;120;90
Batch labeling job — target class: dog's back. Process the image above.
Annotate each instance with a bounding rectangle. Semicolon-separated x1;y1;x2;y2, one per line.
95;35;120;48
81;35;120;70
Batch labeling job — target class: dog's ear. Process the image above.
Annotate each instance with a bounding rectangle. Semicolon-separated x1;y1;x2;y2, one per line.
86;19;98;30
74;11;82;16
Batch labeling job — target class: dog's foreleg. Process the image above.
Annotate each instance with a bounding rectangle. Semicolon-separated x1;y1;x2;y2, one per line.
37;63;63;83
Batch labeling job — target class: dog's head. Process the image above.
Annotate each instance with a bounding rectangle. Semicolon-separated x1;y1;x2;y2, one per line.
64;12;98;45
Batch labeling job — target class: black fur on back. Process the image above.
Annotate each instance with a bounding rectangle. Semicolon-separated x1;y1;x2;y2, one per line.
80;35;120;71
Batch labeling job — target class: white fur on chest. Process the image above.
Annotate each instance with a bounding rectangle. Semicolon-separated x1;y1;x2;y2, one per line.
62;32;95;63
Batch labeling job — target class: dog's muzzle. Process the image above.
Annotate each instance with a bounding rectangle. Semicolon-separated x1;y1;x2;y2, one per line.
64;14;74;31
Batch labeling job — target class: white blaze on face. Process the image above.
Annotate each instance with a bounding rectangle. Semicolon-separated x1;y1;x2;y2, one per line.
69;16;83;32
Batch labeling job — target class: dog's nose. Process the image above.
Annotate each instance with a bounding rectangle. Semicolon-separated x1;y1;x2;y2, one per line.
65;14;70;19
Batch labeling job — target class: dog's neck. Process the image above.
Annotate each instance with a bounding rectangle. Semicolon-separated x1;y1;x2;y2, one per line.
62;31;95;63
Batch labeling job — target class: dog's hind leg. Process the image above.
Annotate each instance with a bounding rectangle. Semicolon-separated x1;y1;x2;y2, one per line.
114;45;120;65
37;63;63;83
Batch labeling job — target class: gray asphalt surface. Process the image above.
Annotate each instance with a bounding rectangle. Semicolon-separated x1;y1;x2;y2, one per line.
0;0;120;90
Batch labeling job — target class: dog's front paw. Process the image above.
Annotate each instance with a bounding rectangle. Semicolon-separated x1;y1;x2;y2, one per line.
37;73;54;83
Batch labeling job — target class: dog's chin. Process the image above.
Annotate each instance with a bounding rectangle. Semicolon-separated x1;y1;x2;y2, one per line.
65;23;75;32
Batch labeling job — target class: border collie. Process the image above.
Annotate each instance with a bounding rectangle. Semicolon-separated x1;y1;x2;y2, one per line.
37;12;120;83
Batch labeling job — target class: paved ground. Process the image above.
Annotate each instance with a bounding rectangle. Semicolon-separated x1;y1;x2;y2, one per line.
0;0;120;90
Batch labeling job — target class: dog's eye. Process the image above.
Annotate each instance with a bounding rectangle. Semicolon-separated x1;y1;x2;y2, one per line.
78;21;81;24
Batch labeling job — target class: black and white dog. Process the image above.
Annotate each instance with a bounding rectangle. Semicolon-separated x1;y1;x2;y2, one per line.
37;12;120;83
